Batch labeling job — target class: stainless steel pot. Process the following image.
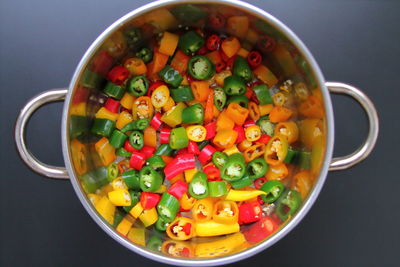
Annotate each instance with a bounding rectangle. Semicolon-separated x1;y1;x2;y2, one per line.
14;0;379;265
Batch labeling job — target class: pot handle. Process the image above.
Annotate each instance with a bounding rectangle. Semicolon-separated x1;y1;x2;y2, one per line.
15;89;69;179
326;82;379;171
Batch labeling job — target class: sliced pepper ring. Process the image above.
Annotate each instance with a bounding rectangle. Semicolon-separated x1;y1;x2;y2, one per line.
192;198;214;222
212;200;239;224
274;121;299;144
264;135;288;166
151;85;170;108
186;125;207;142
166;217;195;241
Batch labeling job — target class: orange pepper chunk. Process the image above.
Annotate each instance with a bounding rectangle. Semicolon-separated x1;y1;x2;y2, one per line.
243;143;265;162
265;162;289;181
191;81;211;102
147;48;169;75
248;101;260;121
144;126;157;147
298;95;325;119
170;50;190;75
94;137;116;166
225;102;249;126
124;57;147;76
226;16;249;38
159;31;179;56
132;96;154;120
216;111;235;131
213;129;238;149
204;91;214;124
221;36;241;58
253;65;278;88
269;106;293;123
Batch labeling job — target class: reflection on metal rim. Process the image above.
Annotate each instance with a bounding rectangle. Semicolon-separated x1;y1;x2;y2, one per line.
61;0;334;265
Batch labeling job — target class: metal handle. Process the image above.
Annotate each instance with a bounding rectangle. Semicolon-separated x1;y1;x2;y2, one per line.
14;89;69;179
326;82;379;171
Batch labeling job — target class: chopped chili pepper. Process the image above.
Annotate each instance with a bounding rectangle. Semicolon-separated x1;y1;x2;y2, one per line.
107;65;129;85
160;127;171;144
187;141;200;155
258;134;271;144
206;34;221;51
247;51;262;68
212;151;228;169
147;81;166;97
203;164;221;181
244;216;278;243
178;31;205;56
167;180;188;199
164;153;196;180
140;192;161;209
188;171;209;199
254;177;267;190
188;55;215;80
243;120;256;128
140;145;156;159
238;201;262;224
124;139;138;153
104;98;120;113
198;144;217;165
204;121;217;140
129;151;146;170
157;192;180;223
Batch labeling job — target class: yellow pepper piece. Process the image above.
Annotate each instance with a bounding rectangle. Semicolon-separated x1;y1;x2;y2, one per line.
159;31;179;56
195;220;240;237
180;193;196;210
216;111;235;131
98;184;114;196
95;196;115;225
151;85;170;108
213;129;238;149
94;137;116;166
127;227;146;246
259;104;273;116
162;97;175;112
153;184;167;194
116;111;133;130
160;102;186;128
129;202;144;218
95;107;118;121
192;198;214;222
225;102;249;126
186;125;207;142
245;125;262;142
70;102;86;116
184;168;197;183
139;207;158;227
223;145;240;156
237;47;249;58
120;93;136;110
111;177;128;190
87;193;100;206
195;232;246;258
225;189;266;201
108;189;131;206
70;139;88;175
275;121;299;144
253;64;278;88
116;217;134;236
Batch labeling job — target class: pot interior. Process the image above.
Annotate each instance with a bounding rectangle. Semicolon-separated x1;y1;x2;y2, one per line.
66;1;328;262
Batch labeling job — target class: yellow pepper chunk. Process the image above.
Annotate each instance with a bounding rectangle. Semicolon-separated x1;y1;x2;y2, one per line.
127;227;146;246
259;104;273;116
162;97;175;112
120;93;136;110
195;232;246;258
195;220;240;237
151;85;170;108
245;125;262;142
116;111;133;130
160;102;186;127
186;125;207;142
184;168;197;183
139;207;158;227
108;189;131;206
225;189;266;201
95;107;119;121
95;196;115;225
111;177;128;190
129;202;144;218
116;217;134;236
87;193;101;206
94;137;116;166
70;102;86;116
154;184;167;194
223;145;240;156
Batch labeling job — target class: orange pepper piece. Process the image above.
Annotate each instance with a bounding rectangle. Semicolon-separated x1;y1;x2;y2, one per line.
159;31;179;56
253;65;278;88
94;137;116;166
191;81;211;102
269;106;293;123
225;102;249;126
293;170;312;200
161;155;174;164
132;96;154;119
243;143;265;162
248;101;260;121
265;162;288;181
147;48;169;75
238;140;253;152
216;111;235;131
124;57;147;76
144;126;157;148
221;36;241;58
213;129;238;149
226;16;249;38
274;121;299;144
205;50;223;65
170;49;190;75
298;95;324;118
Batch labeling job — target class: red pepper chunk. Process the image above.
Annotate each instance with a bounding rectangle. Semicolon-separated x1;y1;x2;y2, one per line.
107;65;129;85
187;141;200;155
140;146;156;159
254;177;267;189
238;201;262;224
104;98;120;113
167;180;188;199
140;192;161;209
147;81;166;97
243;216;278;244
160;127;171;144
150;112;162;130
129;152;146;170
206;34;221;51
198;144;217;165
258;134;271;144
203;164;220;181
215;61;227;73
164;153;196;180
233;125;246;144
204;122;217;140
124;140;139;153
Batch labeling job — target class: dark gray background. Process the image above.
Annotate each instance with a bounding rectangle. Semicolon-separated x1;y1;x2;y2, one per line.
0;0;398;266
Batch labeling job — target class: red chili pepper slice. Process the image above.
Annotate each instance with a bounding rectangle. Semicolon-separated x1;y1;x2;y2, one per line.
238;201;263;225
160;127;171;144
124;140;139;153
233;125;246;144
243;216;278;243
129;152;146;170
204;122;217;140
243;120;256;128
203;164;221;181
206;34;221;51
150;112;162;130
254;177;267;189
258;134;271;144
196;46;209;55
147;81;166;97
107;65;129;85
140;146;156;159
104;98;120;113
198;144;217;165
140;192;161;209
164;153;196;180
91;50;114;77
176;148;188;155
247;51;262;68
215;61;227;73
167;180;188;199
258;35;276;53
187;141;200;155
208;13;226;28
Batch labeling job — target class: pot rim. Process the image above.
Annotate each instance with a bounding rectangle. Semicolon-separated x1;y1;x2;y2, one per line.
61;0;334;265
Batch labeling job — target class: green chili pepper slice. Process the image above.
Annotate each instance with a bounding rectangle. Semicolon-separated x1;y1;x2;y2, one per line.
155;216;169;232
247;158;269;180
188;171;209;199
146;235;163;252
129;130;144;149
171;4;207;23
233;56;253;83
80;167;108;194
107;163;119;182
122;169;141;190
136;47;153;64
260;180;285;203
253;84;273;105
81;69;103;89
169;127;189;149
109;129;128;148
182;103;204;124
284;148;298;164
178;31;204;56
121;118;149;133
158;65;183;88
230;174;253;189
212;151;228;169
146;155;166;170
213;87;227;111
122;191;141;212
208;181;228;197
155;144;174;156
226;95;249;108
224;75;246;96
127;75;149;97
139;166;163;192
116;147;132;158
91;118;115;137
70;115;88;139
103;82;125;99
170;85;194;102
221;153;246;182
124;27;143;48
257;115;275;136
188;55;215;80
157;192;180;222
276;189;302;221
